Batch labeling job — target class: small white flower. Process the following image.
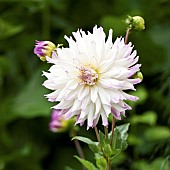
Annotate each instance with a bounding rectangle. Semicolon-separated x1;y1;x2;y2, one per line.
43;26;141;129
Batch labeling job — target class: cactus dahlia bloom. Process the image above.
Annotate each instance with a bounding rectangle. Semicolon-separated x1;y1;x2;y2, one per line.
42;26;141;129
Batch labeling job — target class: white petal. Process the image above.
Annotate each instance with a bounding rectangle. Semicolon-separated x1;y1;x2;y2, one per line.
87;103;95;128
78;86;89;100
90;85;98;103
98;86;110;105
100;107;108;127
71;100;81;112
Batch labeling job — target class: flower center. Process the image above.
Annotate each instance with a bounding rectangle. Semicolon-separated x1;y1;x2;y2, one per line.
78;65;98;86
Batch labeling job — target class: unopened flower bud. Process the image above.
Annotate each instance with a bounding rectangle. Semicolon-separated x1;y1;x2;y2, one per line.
49;109;68;133
132;16;145;31
125;15;145;31
133;71;143;81
137;71;143;80
34;41;56;61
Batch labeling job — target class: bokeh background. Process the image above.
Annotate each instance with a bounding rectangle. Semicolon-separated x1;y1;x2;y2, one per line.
0;0;170;170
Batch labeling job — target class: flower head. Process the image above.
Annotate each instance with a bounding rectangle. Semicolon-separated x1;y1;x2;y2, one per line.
43;26;141;129
34;41;56;61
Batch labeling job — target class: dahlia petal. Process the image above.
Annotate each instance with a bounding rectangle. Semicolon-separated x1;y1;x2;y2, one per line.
103;104;111;116
122;92;139;101
87;103;95;128
100;107;108;127
53;100;73;110
94;98;101;118
111;107;121;120
71;100;81;112
98;86;110;105
81;94;91;110
93;113;100;127
90;86;98;103
45;89;60;101
65;89;79;100
128;78;142;85
105;29;113;50
79;108;88;119
78;86;89;100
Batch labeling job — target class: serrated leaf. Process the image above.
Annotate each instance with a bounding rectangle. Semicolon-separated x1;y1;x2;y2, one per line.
110;123;130;151
74;156;98;170
72;136;100;153
116;123;130;140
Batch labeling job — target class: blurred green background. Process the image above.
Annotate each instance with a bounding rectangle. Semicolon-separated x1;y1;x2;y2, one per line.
0;0;170;170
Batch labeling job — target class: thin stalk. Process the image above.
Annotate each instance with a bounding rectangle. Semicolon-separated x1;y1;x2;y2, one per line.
104;126;108;139
107;158;111;170
94;126;101;144
70;130;86;170
124;28;131;45
74;139;85;160
110;117;116;147
94;126;104;154
95;126;111;170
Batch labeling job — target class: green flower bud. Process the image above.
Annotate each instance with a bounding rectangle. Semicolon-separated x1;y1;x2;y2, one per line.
133;71;143;81
125;15;145;31
132;16;145;31
137;71;143;81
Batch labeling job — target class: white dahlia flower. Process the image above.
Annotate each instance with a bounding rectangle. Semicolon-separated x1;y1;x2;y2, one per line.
42;26;141;129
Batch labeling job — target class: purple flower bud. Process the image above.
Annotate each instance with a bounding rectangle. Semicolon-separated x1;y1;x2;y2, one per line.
49;109;67;133
34;41;56;61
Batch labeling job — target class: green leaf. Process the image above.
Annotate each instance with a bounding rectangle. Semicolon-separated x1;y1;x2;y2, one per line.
111;123;130;151
74;156;98;170
116;123;130;141
65;166;75;170
130;111;157;125
99;131;114;157
0;18;24;40
72;136;100;153
103;144;113;157
13;70;53;118
144;126;170;141
95;153;107;170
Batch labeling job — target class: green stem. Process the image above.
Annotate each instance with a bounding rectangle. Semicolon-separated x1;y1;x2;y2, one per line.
110;117;116;147
104;126;108;139
94;126;105;154
70;129;86;170
107;158;111;170
94;126;101;144
73;139;85;160
94;126;111;170
124;28;131;45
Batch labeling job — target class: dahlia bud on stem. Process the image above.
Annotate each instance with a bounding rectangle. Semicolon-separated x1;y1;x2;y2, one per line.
34;40;56;61
125;15;145;31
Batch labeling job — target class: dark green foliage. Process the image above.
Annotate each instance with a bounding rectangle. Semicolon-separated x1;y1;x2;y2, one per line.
0;0;170;169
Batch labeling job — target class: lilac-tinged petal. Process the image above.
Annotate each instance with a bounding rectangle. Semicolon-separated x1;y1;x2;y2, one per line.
111;107;121;120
